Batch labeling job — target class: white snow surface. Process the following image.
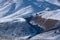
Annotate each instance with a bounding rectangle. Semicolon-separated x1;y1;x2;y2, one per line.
41;9;60;20
45;0;60;6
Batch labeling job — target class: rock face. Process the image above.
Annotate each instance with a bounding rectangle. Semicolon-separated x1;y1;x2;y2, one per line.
30;9;60;31
32;16;59;31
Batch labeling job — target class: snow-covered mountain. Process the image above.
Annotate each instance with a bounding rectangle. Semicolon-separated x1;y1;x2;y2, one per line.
0;0;60;40
0;0;60;18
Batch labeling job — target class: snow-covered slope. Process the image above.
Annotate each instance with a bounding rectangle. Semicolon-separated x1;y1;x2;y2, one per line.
0;0;60;39
0;18;37;38
0;0;60;18
30;29;60;40
41;9;60;20
45;0;60;6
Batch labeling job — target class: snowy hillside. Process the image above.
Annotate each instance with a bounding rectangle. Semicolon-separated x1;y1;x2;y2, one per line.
0;0;60;40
